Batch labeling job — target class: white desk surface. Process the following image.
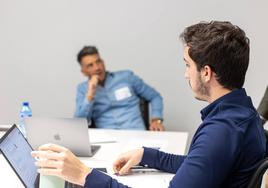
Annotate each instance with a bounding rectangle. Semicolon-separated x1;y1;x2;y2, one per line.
0;127;188;188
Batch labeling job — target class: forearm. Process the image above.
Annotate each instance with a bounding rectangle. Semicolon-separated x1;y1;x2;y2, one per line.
84;169;131;188
150;94;164;120
74;98;94;118
140;147;186;173
129;71;163;119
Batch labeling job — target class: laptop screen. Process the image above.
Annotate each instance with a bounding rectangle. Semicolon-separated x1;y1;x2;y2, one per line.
0;125;39;188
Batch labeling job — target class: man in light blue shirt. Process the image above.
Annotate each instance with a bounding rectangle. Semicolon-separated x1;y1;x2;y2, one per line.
74;46;164;130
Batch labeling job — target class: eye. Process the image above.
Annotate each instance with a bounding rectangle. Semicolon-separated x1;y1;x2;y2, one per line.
86;64;93;68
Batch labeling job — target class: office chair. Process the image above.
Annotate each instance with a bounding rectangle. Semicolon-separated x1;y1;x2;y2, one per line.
258;86;268;125
247;130;268;188
89;97;150;130
247;87;268;188
139;97;150;130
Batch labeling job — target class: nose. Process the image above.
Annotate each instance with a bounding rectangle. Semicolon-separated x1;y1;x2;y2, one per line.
93;63;101;72
184;70;189;79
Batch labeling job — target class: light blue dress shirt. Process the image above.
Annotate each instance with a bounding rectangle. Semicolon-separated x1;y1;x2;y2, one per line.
74;70;163;130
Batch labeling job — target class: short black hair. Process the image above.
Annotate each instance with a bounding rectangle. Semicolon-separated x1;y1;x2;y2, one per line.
180;21;250;90
77;46;99;64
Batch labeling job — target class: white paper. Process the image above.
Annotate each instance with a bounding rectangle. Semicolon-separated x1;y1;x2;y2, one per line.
111;171;173;188
90;131;117;144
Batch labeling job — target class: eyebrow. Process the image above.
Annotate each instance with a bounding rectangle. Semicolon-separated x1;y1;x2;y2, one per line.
85;58;101;66
94;58;102;63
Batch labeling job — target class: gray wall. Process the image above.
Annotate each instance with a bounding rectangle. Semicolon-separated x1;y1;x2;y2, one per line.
0;0;267;141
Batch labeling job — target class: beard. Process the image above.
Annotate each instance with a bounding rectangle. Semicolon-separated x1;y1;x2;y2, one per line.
189;74;210;101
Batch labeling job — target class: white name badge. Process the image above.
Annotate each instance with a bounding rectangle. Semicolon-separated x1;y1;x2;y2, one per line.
114;87;132;101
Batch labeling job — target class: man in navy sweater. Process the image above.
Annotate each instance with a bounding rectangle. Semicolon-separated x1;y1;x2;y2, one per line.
32;21;266;188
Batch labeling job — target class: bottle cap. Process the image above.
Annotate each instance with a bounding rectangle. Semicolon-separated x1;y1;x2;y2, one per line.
23;102;29;106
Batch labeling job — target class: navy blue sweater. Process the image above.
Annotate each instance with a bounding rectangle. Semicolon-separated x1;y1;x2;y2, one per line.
84;89;266;188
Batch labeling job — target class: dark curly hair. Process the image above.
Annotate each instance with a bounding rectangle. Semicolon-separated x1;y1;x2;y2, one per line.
77;46;99;64
180;21;250;90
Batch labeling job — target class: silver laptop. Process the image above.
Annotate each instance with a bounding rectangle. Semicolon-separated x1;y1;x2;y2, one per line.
24;117;100;157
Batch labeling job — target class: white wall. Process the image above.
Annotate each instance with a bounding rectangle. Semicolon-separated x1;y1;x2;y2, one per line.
0;0;267;141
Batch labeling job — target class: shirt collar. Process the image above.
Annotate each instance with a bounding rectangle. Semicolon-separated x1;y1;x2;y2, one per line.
97;71;112;87
200;88;247;120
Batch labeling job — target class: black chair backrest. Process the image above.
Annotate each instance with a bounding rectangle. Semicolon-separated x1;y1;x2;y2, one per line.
247;158;268;188
257;86;268;122
139;98;150;130
247;129;268;188
89;97;150;130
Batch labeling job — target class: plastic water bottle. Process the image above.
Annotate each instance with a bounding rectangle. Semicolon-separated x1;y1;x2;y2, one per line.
19;102;32;137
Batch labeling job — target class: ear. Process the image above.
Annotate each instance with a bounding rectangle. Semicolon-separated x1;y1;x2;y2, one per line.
201;65;213;83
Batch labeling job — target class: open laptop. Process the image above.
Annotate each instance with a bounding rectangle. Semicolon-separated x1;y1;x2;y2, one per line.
24;117;100;157
0;125;83;188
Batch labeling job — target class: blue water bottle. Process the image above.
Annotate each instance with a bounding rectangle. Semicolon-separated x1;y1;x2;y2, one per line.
19;102;32;137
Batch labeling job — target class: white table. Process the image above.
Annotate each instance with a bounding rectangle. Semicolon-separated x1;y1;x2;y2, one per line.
0;127;188;188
